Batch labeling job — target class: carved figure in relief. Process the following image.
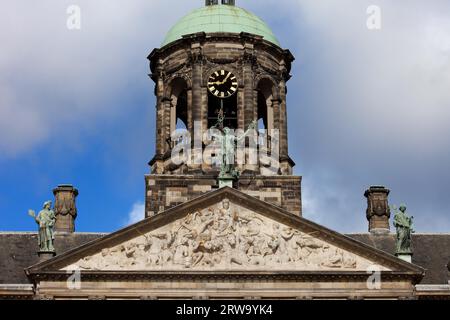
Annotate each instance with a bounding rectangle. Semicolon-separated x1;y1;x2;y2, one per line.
247;235;265;266
321;248;357;269
70;201;362;271
173;234;191;267
147;232;174;266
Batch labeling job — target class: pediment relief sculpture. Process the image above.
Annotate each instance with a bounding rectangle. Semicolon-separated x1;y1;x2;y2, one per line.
64;200;387;271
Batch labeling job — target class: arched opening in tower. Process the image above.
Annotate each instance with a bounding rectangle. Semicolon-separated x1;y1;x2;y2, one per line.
256;78;276;148
168;78;189;150
207;92;238;130
257;91;268;130
176;89;188;130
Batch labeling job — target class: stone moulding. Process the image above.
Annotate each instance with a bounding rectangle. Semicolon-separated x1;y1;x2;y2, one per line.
26;270;423;283
149;33;294;78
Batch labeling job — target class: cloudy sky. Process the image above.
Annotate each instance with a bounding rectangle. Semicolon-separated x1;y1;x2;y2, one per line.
0;0;449;233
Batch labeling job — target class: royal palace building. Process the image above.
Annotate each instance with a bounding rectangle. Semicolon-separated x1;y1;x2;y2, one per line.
1;1;449;300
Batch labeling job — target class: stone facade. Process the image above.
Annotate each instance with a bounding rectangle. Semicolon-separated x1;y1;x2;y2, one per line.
1;2;449;302
25;188;424;300
147;32;295;174
146;32;299;219
30;277;417;300
145;174;301;217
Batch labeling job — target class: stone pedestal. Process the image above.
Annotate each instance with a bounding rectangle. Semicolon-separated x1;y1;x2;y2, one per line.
396;254;412;263
218;176;234;188
38;251;56;263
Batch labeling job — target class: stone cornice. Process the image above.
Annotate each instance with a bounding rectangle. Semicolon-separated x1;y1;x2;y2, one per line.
27;270;423;283
149;33;290;67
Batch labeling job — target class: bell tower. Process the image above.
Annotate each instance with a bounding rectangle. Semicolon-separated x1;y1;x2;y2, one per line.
145;1;301;217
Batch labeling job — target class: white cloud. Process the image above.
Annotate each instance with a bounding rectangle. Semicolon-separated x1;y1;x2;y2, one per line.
1;0;449;231
280;0;450;232
125;201;145;226
0;0;195;157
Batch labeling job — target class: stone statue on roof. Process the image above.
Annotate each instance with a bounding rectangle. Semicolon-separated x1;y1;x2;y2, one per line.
28;201;56;252
211;117;256;180
393;204;414;255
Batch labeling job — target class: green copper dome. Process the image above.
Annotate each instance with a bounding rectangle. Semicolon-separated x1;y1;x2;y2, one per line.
162;4;280;47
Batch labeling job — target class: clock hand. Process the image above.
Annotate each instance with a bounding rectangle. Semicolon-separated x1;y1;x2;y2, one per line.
214;73;231;86
221;72;231;85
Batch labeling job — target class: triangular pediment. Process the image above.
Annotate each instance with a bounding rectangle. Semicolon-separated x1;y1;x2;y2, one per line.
27;187;423;276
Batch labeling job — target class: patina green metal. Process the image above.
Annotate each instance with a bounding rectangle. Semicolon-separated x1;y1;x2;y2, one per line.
393;204;414;255
28;201;56;252
211;117;256;186
162;4;280;47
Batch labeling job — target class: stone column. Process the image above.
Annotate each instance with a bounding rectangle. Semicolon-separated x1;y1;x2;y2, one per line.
242;47;255;129
190;44;203;171
162;97;173;154
187;89;193;142
149;64;166;174
237;88;245;130
53;184;78;233
155;64;166;157
241;43;257;174
364;186;391;234
271;97;281;154
271;98;281;133
279;80;288;160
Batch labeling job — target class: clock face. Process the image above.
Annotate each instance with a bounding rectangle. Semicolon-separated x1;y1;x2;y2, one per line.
207;70;238;98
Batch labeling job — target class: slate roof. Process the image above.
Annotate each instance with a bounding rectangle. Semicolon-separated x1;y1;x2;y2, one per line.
25;187;423;280
1;231;449;284
0;232;104;284
350;233;450;285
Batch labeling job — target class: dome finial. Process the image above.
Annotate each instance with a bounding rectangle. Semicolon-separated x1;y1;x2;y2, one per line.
221;0;236;5
205;0;235;6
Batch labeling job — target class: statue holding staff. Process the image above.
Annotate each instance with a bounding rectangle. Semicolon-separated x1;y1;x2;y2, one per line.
28;201;56;252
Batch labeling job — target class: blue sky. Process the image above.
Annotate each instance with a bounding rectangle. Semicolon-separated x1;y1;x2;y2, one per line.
1;0;449;233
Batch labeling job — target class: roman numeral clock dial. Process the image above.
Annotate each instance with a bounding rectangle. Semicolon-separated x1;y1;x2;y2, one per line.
208;70;238;98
